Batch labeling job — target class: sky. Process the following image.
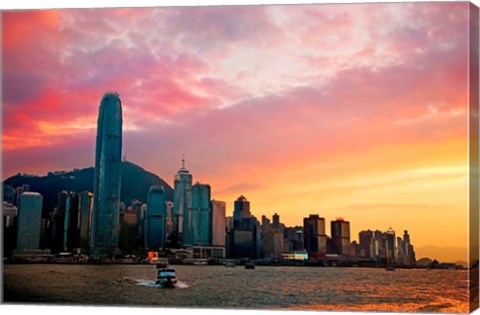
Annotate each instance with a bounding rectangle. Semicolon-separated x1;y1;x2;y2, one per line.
2;2;475;262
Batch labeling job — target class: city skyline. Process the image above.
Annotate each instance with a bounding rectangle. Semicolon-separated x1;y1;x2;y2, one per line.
3;3;474;262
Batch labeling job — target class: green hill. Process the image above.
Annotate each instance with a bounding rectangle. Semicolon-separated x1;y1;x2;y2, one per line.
3;161;173;217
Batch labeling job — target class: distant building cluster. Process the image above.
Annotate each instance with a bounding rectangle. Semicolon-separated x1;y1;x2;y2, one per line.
2;92;417;267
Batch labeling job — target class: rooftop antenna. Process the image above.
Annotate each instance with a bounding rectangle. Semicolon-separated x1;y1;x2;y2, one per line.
182;154;185;168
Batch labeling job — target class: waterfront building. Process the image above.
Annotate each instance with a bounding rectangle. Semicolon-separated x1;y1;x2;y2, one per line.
3;202;18;257
303;214;327;259
211;200;226;247
330;218;351;256
16;192;43;251
66;193;80;251
190;245;225;259
166;201;174;237
119;209;138;252
51;191;69;253
78;191;93;254
385;227;396;264
359;230;374;258
233;195;251;228
91;92;123;257
145;186;167;250
173;157;193;245
350;241;359;258
183;183;211;246
262;228;284;258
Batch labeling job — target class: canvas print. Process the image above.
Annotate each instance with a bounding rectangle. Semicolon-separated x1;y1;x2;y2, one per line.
1;1;479;313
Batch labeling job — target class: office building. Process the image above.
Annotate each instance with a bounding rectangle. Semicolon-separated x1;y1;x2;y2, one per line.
233;195;250;228
211;200;226;247
145;186;167;250
330;218;351;256
359;230;374;258
303;214;327;259
16;192;43;251
173;157;193;244
91;92;123;257
66;193;80;251
183;183;211;246
120;209;138;252
262;228;284;258
78;191;93;254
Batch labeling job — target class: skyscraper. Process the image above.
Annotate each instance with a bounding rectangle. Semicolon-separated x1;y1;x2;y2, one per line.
233;195;250;228
91;92;123;257
16;192;43;251
303;214;327;259
173;157;192;245
359;230;374;258
183;183;211;246
330;218;351;256
211;200;226;247
145;186;167;250
78;191;93;254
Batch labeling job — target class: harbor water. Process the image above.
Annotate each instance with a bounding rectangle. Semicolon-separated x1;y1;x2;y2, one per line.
3;264;470;312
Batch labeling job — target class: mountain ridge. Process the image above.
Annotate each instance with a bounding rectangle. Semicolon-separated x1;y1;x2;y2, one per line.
3;160;174;217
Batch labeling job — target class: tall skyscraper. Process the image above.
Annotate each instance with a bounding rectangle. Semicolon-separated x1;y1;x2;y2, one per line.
183;183;211;246
233;195;250;228
78;191;93;254
16;192;43;251
303;214;327;259
173;157;193;244
91;92;123;257
211;200;226;247
145;186;167;250
330;218;351;256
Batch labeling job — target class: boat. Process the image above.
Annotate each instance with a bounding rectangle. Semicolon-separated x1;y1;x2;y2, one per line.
155;267;177;288
224;262;236;268
385;265;395;271
245;262;255;269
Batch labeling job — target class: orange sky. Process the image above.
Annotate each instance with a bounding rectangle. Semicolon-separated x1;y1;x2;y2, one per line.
2;2;475;261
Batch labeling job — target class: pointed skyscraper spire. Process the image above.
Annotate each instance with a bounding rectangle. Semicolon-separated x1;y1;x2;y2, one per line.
182;153;185;169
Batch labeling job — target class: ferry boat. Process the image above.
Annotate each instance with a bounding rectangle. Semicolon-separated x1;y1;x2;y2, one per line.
156;267;177;288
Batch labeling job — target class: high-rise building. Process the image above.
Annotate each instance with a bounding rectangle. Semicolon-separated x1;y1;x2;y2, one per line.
211;200;226;247
145;186;167;250
261;215;271;233
165;201;174;237
119;210;138;252
262;228;284;258
359;230;374;258
385;227;396;264
78;191;93;254
91;92;123;257
173;157;193;244
303;214;327;259
3;202;18;257
66;193;80;251
51;191;69;253
184;183;211;246
233;195;250;228
330;218;351;256
16;192;43;251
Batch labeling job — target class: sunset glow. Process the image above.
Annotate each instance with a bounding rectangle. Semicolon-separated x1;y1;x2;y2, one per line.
2;2;473;261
